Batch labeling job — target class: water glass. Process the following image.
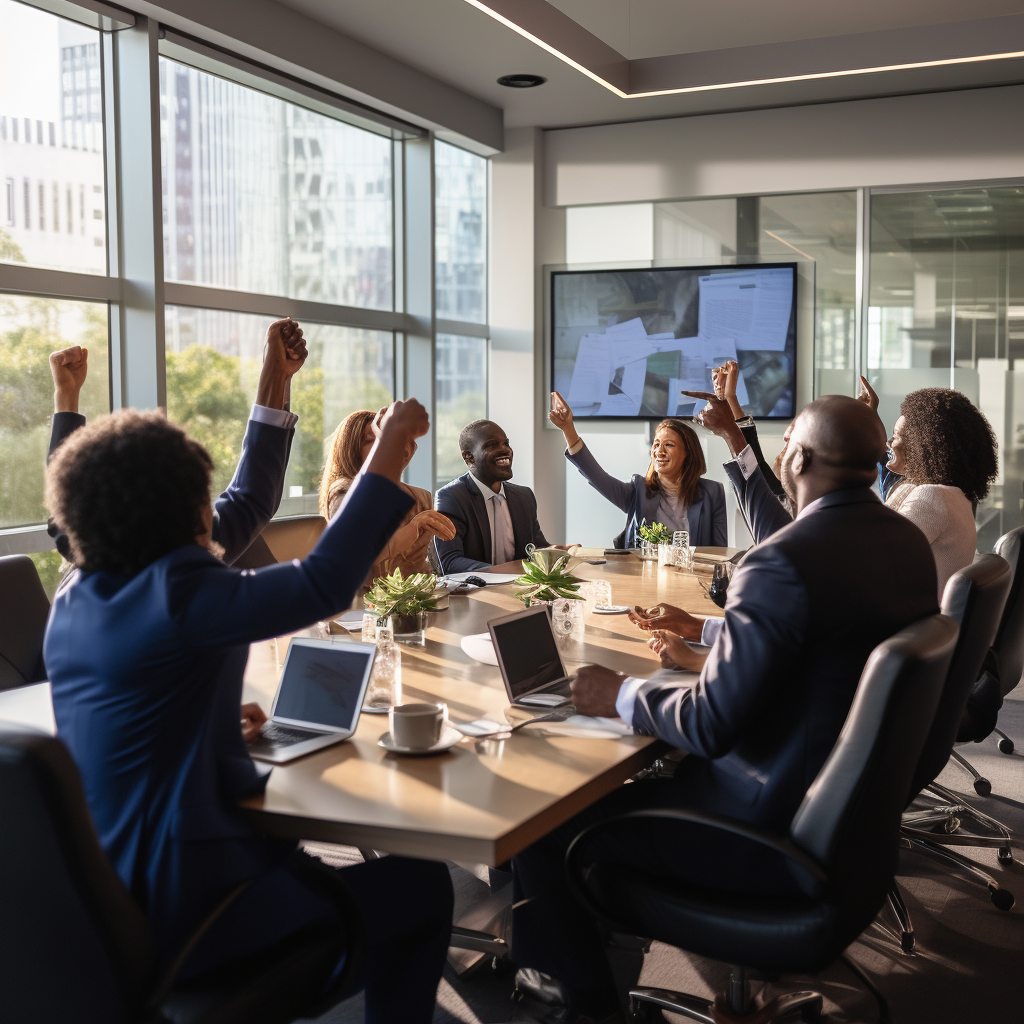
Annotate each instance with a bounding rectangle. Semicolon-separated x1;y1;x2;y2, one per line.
580;579;613;613
638;539;658;561
657;542;675;567
551;598;585;649
364;634;402;712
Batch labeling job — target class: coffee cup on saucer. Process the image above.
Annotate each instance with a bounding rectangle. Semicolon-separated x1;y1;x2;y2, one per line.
389;702;447;751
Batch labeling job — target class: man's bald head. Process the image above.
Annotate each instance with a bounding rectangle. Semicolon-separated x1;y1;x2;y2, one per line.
782;395;887;508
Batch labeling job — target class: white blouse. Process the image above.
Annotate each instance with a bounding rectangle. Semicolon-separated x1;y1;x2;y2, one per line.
887;482;977;602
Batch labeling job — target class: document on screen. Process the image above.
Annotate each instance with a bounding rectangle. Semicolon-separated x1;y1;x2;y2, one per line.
697;269;793;351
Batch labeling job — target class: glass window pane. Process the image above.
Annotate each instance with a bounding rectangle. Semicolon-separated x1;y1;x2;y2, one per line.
0;296;109;528
435;333;486;488
164;307;394;516
159;60;393;309
0;0;106;274
867;187;1024;550
435;141;486;323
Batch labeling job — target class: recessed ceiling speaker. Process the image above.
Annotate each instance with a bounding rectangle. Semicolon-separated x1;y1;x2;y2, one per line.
497;74;546;88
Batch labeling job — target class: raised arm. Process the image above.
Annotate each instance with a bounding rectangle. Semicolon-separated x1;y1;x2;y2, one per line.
167;399;430;647
47;346;90;559
551;390;636;513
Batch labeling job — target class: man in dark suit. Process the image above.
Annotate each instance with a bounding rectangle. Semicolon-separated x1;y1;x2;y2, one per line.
510;396;939;1023
434;418;550;573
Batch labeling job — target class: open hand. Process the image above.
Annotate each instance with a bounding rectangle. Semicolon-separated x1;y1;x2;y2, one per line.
411;509;456;542
549;391;581;448
857;375;879;412
240;702;268;743
629;602;703;642
49;346;88;412
570;664;627;718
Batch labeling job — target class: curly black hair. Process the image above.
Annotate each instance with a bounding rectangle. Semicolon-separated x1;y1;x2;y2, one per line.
45;409;213;576
899;388;997;508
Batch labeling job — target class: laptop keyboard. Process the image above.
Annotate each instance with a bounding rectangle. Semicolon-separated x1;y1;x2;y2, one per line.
260;723;322;745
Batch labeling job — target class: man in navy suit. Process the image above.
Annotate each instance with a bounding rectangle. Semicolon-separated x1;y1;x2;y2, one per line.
434;419;550;573
509;396;939;1022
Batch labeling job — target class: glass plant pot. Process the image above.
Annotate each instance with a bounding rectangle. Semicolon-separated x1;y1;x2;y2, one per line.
392;609;430;645
637;540;659;561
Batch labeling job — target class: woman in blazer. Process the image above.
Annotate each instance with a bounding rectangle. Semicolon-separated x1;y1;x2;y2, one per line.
43;387;452;1023
319;408;455;586
549;391;728;548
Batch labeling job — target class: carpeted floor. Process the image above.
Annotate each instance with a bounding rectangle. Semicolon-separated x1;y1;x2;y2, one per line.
307;698;1024;1024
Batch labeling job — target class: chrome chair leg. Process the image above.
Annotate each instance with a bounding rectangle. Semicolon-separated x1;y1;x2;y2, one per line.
886;887;915;954
949;749;992;796
906;836;1015;910
629;986;714;1023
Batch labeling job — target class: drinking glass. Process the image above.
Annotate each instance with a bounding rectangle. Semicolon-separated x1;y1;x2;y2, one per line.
657;542;674;567
551;598;585;649
672;530;691;570
364;630;402;713
580;579;612;613
708;562;735;609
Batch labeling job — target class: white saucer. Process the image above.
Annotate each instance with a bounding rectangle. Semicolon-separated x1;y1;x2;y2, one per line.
593;605;631;614
378;724;463;756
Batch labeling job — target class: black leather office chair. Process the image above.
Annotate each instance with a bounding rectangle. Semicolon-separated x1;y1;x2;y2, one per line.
893;554;1014;953
565;613;958;1024
0;554;51;690
0;729;363;1024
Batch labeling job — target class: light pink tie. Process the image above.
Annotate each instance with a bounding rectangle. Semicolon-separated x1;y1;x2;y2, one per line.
490;492;515;565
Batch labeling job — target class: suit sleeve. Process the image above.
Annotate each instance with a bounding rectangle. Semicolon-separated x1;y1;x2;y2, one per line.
708;480;728;546
565;442;636;514
739;421;786;498
433;486;489;573
211;417;294;566
46;412;87;559
630;544;807;757
167;472;414;648
724;459;792;545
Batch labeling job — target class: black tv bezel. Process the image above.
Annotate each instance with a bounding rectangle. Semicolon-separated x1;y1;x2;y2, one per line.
549;260;799;422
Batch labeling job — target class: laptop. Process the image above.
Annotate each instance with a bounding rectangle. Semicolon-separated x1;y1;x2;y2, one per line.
248;637;375;764
487;606;575;708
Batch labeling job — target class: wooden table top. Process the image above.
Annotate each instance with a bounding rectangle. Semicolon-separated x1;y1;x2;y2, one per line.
237;550;732;866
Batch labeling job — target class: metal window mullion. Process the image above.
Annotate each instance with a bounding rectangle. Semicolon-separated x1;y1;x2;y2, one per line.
0;263;119;302
435;318;489;340
854;187;870;388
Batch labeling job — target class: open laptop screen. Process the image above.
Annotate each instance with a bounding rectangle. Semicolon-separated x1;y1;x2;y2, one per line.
274;641;371;730
490;609;567;698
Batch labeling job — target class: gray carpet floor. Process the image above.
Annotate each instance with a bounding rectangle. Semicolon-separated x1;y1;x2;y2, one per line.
307;697;1024;1024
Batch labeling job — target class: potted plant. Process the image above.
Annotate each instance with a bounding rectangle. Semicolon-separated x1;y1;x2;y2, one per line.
637;520;671;560
365;569;439;643
514;549;586;607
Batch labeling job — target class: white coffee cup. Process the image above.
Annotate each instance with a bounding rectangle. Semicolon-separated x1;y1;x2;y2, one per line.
389;702;447;750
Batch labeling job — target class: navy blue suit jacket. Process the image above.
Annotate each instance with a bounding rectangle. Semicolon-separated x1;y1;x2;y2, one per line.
565;442;727;549
434;472;549;573
632;487;938;830
47;411;293;567
44;473;413;972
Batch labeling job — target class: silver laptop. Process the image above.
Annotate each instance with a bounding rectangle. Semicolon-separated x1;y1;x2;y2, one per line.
487;606;575;708
248;637;375;764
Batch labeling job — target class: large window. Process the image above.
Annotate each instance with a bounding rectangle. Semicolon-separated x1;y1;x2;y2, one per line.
1;2;485;555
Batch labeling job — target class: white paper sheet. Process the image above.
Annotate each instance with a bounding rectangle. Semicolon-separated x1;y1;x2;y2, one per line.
444;572;520;585
697;269;793;352
598;357;645;416
567;333;611;407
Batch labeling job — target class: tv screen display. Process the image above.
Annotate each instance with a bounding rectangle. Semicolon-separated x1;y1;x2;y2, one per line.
551;263;797;420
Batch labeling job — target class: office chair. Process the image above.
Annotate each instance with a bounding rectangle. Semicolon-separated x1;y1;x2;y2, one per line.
892;554;1014;954
0;554;51;691
233;515;327;570
566;613;957;1024
0;729;363;1024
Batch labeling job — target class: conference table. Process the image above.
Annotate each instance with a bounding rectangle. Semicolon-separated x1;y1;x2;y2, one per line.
234;549;734;867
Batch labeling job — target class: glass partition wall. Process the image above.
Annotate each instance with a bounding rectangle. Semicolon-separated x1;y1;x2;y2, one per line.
0;0;489;576
564;186;1024;550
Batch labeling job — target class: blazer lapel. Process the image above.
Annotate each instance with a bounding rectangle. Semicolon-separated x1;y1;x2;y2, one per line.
505;486;532;556
687;489;704;543
462;473;494;563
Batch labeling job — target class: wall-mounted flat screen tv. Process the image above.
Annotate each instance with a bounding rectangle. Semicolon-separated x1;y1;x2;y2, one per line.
551;262;797;420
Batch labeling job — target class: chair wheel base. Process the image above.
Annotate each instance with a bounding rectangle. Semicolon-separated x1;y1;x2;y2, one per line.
990;886;1015;911
973;778;992;797
997;738;1015;755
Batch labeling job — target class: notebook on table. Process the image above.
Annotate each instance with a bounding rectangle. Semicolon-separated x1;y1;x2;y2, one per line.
248;637;375;764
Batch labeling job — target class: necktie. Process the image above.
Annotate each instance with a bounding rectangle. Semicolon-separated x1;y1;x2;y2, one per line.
490;492;515;565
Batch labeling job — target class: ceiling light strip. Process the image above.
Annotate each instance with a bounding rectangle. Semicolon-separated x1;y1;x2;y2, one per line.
763;231;817;262
464;0;1024;98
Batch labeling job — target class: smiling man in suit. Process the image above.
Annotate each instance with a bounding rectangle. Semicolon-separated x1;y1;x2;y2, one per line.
434;419;550;574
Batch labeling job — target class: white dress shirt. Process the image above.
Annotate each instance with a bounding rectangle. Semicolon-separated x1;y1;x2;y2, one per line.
469;472;515;565
249;404;298;430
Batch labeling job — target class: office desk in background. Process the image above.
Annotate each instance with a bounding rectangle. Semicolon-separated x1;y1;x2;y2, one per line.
0;551;734;867
237;551;732;865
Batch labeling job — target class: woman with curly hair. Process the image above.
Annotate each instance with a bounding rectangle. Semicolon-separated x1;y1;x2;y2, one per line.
883;386;997;600
319;408;455;585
